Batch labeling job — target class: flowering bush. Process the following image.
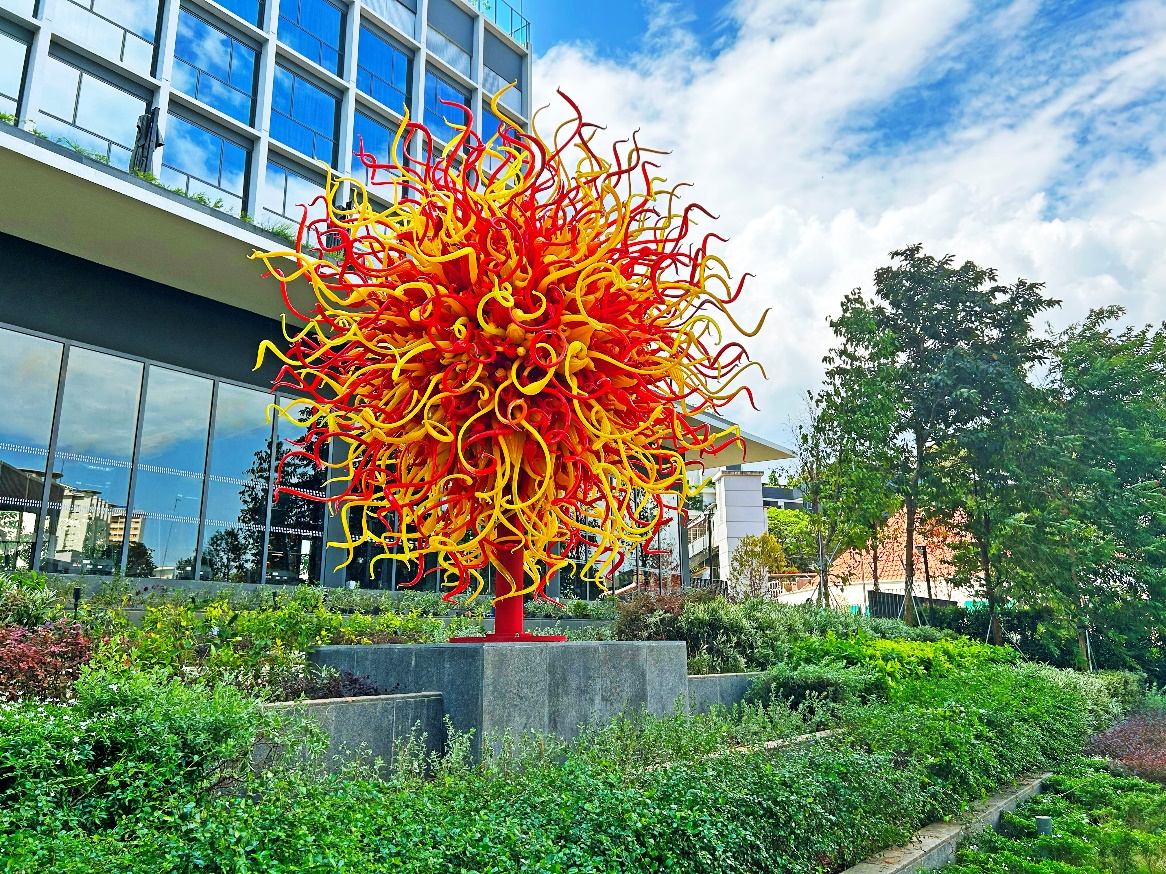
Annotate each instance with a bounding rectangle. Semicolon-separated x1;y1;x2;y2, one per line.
0;621;90;701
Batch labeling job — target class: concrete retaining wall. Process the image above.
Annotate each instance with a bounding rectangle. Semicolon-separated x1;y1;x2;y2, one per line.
311;641;688;756
687;672;762;714
265;692;444;772
842;775;1048;873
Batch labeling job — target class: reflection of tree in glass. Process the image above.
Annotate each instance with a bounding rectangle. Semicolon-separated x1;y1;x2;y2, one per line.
203;527;248;582
0;512;35;570
126;541;156;577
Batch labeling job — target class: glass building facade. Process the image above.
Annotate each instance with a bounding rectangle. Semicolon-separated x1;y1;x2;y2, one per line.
0;322;330;584
0;0;530;219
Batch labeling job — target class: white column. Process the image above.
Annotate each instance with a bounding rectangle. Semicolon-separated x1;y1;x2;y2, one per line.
150;0;183;176
247;0;282;217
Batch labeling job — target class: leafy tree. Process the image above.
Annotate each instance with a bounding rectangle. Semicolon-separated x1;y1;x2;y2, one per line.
1003;309;1166;671
793;391;889;605
767;507;816;572
828;245;1056;626
727;533;787;599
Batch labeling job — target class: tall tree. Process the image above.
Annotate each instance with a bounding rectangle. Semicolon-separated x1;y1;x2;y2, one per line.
1005;308;1166;671
794;387;894;607
828;245;1057;626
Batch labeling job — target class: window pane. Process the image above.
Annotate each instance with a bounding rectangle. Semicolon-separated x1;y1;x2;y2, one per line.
41;347;142;576
265;398;324;584
262;159;327;225
40;57;146;171
0;328;62;571
128;368;212;580
424;72;468;145
173;9;256;124
278;0;343;74
210;0;260;26
270;66;337;163
55;0;158;75
160;114;248;216
91;0;157;41
199;384;271;583
0;32;28;120
73;75;145;154
352;111;406;191
39;61;81;123
356;26;410;116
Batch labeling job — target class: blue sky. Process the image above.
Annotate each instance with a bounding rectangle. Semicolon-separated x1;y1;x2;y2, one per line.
533;0;1166;440
526;0;736;59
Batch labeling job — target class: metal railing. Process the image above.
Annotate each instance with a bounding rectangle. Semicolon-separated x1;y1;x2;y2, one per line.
464;0;529;46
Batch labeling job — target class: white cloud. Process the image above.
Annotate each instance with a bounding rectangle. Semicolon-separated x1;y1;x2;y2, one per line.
534;0;1166;446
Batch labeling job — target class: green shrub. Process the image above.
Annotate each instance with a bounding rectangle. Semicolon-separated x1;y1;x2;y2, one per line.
0;667;272;832
843;663;1100;815
617;594;958;673
745;660;889;710
0;571;59;628
788;632;1017;685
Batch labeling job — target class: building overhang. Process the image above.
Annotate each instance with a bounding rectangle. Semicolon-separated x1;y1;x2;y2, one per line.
685;410;794;469
0;126;308;322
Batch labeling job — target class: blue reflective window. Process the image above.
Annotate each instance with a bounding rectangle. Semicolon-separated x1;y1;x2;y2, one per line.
423;72;468;146
356;26;410;116
199;384;271;583
481;107;517;142
352;110;405;188
173;9;256;124
270;65;337;163
278;0;343;75
210;0;261;26
160;114;249;215
129;367;213;580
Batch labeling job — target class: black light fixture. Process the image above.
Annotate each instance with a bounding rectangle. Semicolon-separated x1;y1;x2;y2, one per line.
72;586;82;619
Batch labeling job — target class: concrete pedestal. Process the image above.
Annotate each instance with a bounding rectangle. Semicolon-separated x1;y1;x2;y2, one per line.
309;641;688;755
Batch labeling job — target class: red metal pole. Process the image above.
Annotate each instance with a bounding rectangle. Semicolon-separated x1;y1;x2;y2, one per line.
449;538;565;642
493;541;525;638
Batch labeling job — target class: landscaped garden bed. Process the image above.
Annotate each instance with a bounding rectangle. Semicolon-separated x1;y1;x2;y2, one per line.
937;762;1166;874
0;564;1147;873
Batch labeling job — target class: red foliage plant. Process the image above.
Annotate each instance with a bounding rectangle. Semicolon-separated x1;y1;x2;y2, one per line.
1088;710;1166;783
0;620;91;702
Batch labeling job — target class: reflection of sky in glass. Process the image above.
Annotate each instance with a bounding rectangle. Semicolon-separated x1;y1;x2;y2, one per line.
271;66;337;161
132;369;212;576
211;0;261;26
357;26;410;114
40;57;145;157
0;328;61;453
89;0;158;41
173;9;255;123
0;32;28;113
279;0;343;73
162;115;247;195
53;347;142;504
201;384;271;582
424;73;469;145
263;160;327;224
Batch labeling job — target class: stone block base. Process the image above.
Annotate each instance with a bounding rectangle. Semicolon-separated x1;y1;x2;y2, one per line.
310;641;688;755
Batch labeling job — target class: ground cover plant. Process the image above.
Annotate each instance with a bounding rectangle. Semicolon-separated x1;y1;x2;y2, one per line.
940;762;1166;874
0;627;1142;873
